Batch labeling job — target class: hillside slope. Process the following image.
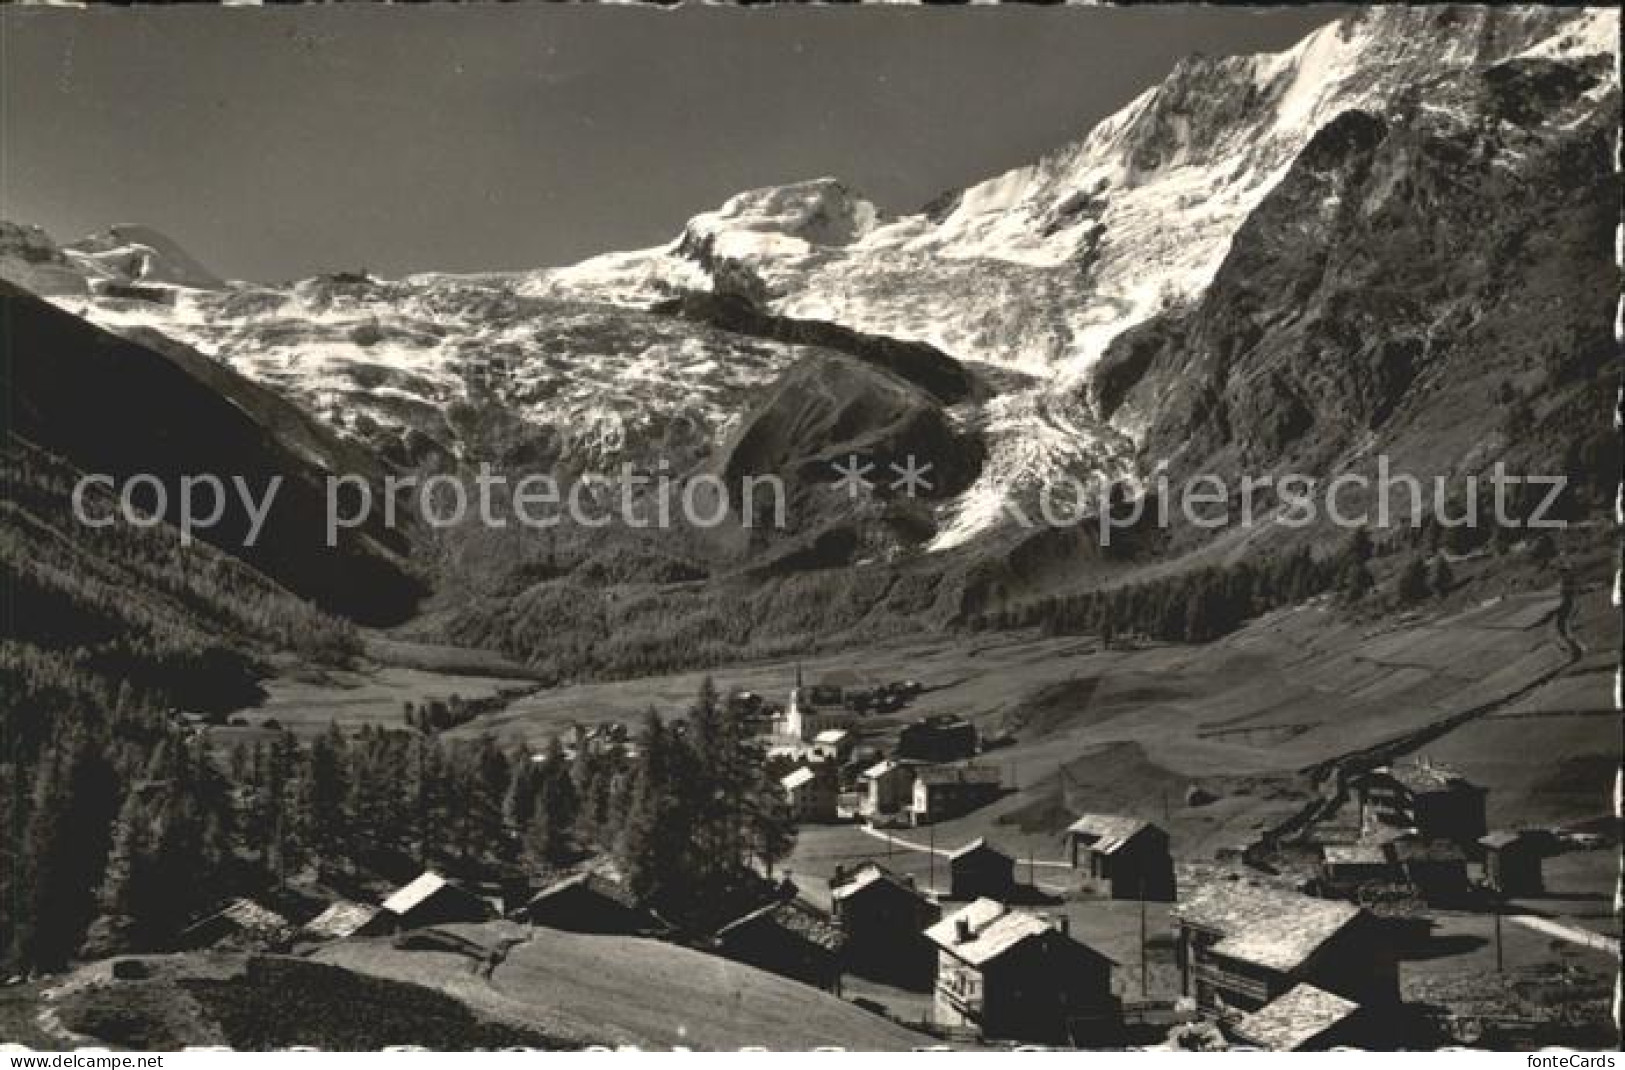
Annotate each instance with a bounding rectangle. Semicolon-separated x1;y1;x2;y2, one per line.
1092;48;1619;522
2;281;424;624
317;922;931;1050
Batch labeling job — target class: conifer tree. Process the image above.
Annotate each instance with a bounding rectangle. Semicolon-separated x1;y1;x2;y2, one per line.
1397;556;1431;604
1429;557;1454;597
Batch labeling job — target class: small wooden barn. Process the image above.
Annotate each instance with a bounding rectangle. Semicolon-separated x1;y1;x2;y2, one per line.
715;897;846;992
379;871;492;931
515;871;662;935
946;838;1015;901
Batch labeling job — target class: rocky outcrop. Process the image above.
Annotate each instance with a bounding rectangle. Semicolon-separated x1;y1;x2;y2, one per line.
1092;46;1618;508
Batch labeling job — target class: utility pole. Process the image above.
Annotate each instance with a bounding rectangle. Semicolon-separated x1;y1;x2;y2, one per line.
1494;910;1504;974
928;822;937;896
1140;875;1150;998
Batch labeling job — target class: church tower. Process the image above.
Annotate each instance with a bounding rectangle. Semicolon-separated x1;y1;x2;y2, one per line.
786;663;816;740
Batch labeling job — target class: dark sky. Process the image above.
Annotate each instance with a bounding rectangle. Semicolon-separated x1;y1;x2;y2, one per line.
3;4;1339;282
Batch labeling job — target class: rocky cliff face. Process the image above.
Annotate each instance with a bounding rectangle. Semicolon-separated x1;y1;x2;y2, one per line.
1092;42;1619;520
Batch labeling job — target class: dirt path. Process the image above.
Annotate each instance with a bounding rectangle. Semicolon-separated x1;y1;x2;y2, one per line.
854;826;1079;898
857;825;1072;867
1507;914;1621;957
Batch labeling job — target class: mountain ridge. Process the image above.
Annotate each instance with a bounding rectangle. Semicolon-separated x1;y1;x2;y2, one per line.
0;4;1614;628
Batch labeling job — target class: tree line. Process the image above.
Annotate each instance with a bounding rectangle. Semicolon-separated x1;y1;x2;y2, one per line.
971;545;1339;643
1;676;795;974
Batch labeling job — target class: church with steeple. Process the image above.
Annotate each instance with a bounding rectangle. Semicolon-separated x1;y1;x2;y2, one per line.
782;664;858;742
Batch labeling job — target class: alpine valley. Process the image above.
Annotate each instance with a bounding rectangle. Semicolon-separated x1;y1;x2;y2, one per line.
1;4;1621;1049
7;6;1615;683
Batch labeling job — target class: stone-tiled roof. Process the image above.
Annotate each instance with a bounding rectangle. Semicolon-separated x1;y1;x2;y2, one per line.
916;765;1001;787
924;898;1103;968
1390;838;1467;864
182;898;289;943
1382;760;1475;794
1066;813;1156;855
1321;844;1390;867
526;870;639;910
1175;879;1362;974
717;897;845;953
302;900;380;940
1233;984;1359;1051
830;862;926;903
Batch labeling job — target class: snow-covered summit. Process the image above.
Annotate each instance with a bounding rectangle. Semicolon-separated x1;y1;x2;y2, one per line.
12;5;1616;556
65;224;226;290
534;6;1616;382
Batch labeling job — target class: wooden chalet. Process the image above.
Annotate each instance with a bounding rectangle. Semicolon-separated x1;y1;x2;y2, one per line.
781;763;839;823
925;898;1119;1046
830;861;941;986
715;897;846;992
897;715;979;763
946;838;1016;900
1479;830;1544;897
1065;814;1175;901
379;870;493;931
911;765;1002;825
177;898;291;951
859;758;921;817
515;871;662;934
1350;759;1487;850
1173;878;1397;1021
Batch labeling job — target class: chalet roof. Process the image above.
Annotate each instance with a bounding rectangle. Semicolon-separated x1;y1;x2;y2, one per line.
717;897;844;953
861;759;898;780
183;898;289;939
916;765;1000;787
781;767;817;791
525;870;639;911
813;729;852;744
302;900;380;941
1321;845;1389;867
1175;879;1362;974
924;899;1104;968
1233;984;1359;1051
1066;813;1156;855
1389;839;1467;864
946;837;1012;864
1363;824;1417;846
860;758;921;781
830;862;924;903
382;870;460;915
1381;760;1476;795
911;714;974;731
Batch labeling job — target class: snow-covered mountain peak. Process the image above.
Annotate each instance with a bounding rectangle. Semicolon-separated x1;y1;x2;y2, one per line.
694;176;884;248
65;224;226;290
533;7;1614;387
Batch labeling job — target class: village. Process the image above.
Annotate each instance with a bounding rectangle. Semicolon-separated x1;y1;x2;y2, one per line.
136;668;1618;1052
